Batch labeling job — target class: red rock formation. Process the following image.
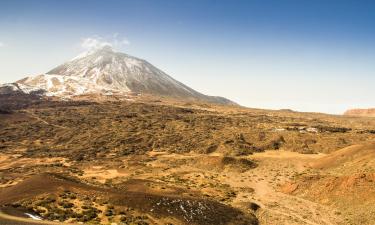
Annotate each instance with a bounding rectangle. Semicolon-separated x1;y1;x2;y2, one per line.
344;108;375;117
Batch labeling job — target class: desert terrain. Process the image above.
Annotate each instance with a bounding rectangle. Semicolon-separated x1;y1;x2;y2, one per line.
0;92;374;225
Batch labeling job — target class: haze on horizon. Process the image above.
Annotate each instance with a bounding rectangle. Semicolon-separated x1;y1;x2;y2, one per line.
0;0;374;114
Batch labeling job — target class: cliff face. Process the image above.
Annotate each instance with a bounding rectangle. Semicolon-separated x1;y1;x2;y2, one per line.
344;108;375;117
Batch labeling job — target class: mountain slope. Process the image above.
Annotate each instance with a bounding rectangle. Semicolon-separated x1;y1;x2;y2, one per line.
16;46;235;105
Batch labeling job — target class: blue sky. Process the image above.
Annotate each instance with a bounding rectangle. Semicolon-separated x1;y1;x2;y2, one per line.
0;0;374;113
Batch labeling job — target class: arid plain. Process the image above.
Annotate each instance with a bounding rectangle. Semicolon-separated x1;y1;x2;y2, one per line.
0;93;374;225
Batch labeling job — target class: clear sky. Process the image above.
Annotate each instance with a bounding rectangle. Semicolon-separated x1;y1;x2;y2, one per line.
0;0;374;114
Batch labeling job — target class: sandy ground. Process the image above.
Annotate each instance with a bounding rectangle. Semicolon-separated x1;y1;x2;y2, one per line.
144;150;344;225
82;166;130;183
0;150;356;224
242;150;342;225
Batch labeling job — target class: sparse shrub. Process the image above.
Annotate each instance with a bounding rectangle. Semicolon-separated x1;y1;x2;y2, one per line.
249;202;260;211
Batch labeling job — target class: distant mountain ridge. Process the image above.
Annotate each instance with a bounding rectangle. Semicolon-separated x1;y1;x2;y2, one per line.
344;108;375;117
9;46;235;105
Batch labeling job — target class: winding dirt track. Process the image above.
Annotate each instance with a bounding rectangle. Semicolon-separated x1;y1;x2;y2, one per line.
24;110;69;130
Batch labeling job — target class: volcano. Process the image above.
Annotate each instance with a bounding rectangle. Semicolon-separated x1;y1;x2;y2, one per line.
13;46;235;105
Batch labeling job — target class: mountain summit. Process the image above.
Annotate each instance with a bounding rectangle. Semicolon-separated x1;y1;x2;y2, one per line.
15;46;235;104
